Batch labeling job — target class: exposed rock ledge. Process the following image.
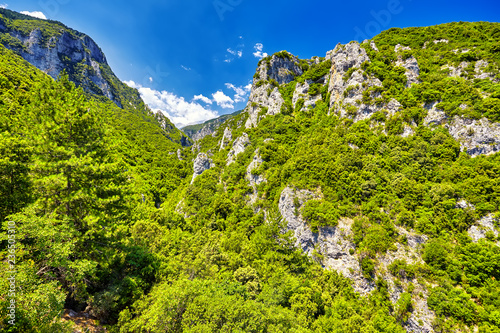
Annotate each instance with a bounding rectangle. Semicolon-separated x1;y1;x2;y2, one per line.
278;187;374;295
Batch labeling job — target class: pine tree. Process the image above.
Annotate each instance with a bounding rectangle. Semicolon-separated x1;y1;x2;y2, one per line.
11;72;129;299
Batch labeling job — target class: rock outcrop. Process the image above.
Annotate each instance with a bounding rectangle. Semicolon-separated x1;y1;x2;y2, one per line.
468;214;499;244
244;53;303;128
0;10;151;110
279;186;435;332
1;25;119;104
191;153;213;183
278;187;375;295
246;149;265;205
219;127;232;150
395;45;420;87
226;133;250;165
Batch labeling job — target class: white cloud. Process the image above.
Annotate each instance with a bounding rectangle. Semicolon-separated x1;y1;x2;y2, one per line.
253;43;268;59
212;91;234;109
181;65;191;71
193;94;213;105
20;11;47;20
225;83;252;103
0;4;7;9
149;77;153;83
124;80;219;128
227;48;243;58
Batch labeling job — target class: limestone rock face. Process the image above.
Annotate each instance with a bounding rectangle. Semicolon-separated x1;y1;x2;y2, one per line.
292;80;322;111
219;127;232;151
278;185;435;332
423;103;500;156
468;214;499;244
245;83;284;128
191;153;213;183
395;45;420;87
325;42;402;122
423;102;448;126
246;149;265;205
227;133;250;165
446;116;500;156
267;55;304;85
327;42;371;109
3;28;119;105
278;187;375;295
244;53;304;128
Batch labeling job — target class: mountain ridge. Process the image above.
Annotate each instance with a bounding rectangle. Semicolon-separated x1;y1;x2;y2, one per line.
1;16;500;333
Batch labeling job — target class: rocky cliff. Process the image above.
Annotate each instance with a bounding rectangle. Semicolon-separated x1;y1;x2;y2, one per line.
0;8;142;109
183;22;500;333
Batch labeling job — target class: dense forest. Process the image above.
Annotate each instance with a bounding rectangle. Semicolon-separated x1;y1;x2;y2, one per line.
0;10;499;333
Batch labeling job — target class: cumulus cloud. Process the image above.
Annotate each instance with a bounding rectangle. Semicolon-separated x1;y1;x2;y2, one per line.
0;4;7;9
253;43;268;59
20;11;47;20
193;94;213;105
212;91;234;109
124;80;219;128
225;83;252;103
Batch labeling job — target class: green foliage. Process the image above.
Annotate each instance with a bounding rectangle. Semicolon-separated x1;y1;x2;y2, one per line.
298;60;332;83
301;200;338;232
388;259;415;280
1;17;500;333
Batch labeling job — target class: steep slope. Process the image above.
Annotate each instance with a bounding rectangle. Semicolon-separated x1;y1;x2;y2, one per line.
0;8;191;147
165;21;500;333
0;43;192;332
1;19;500;333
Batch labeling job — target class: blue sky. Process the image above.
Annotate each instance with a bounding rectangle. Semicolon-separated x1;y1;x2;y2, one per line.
4;0;500;127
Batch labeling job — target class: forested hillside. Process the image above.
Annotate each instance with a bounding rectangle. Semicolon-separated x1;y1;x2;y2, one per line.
1;17;500;333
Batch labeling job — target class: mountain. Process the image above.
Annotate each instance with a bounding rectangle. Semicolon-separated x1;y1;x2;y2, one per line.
0;7;191;147
182;109;242;141
171;21;500;333
1;17;500;333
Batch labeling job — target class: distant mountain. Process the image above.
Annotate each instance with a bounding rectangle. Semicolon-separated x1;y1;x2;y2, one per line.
182;109;242;141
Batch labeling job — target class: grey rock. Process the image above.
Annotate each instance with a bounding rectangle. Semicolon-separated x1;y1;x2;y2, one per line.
246;149;265;205
267;54;304;85
456;199;475;210
397;57;420;87
191;153;213;183
378;227;432;333
468;214;499;243
278;187;375;295
395;44;411;53
227;133;250;165
446;116;500;157
444;61;469;78
219;127;232;151
423;102;447;126
5;28;118;105
394;45;420;87
244;83;284;128
292;80;322;111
